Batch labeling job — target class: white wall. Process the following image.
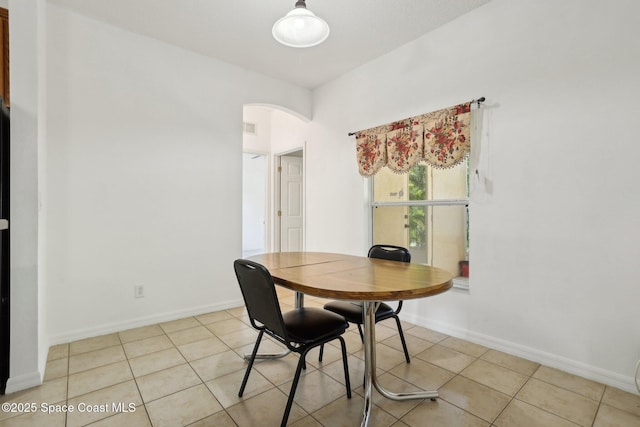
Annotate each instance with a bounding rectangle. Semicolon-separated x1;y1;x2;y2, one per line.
309;0;640;392
44;4;312;344
242;106;271;154
7;0;48;394
12;0;639;396
270;109;308;155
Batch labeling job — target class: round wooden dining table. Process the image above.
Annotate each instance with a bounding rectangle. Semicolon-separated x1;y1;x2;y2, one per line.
247;252;453;427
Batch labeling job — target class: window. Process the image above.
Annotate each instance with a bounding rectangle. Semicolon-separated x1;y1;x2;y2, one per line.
371;158;469;284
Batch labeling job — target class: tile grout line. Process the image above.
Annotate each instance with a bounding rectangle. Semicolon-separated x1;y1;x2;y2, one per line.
121;330;154;427
177;318;240;427
496;364;591;427
590;383;607;427
187;309;287;425
488;362;534;426
419;347;492;424
35;308;640;427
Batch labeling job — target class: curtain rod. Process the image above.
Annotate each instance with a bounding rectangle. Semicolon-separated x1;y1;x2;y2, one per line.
347;96;485;137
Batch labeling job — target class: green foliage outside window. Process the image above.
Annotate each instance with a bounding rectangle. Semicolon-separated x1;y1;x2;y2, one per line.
408;165;426;247
407;160;470;252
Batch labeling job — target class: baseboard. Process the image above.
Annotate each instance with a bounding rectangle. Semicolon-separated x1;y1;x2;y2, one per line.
403;313;639;395
48;298;245;346
5;370;43;395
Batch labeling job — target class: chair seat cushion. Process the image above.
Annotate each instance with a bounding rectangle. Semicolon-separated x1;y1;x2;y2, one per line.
282;307;348;344
323;301;395;324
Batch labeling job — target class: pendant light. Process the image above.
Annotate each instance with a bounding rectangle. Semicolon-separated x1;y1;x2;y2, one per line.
272;0;330;48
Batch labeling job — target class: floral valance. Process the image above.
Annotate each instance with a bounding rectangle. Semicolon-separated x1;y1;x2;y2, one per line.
355;102;471;176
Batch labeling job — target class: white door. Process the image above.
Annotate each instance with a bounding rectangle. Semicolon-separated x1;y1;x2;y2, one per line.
280;155;303;251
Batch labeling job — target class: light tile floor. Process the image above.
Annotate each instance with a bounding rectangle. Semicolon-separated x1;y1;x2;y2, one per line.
2;289;640;426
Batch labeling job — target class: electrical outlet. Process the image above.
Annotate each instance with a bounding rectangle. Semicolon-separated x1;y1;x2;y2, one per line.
134;285;144;299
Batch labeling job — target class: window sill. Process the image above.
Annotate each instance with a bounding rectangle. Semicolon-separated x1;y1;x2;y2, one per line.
452;276;469;291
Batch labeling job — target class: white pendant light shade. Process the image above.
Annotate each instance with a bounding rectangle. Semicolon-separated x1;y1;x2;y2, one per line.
272;1;330;48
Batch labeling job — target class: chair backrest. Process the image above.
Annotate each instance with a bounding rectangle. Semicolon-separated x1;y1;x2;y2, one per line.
233;259;289;340
368;245;411;263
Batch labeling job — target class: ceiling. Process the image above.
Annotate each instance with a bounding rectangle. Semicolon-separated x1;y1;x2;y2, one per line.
48;0;491;89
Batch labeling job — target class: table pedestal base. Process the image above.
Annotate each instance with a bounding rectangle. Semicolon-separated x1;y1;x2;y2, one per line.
361;301;438;427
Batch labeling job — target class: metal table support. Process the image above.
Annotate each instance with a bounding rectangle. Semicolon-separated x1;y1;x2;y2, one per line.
361;301;438;427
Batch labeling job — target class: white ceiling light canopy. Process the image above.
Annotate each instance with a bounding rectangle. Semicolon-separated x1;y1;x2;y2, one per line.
272;0;330;48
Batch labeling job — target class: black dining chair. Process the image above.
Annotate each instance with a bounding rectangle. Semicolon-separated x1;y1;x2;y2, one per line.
323;245;412;363
233;259;352;427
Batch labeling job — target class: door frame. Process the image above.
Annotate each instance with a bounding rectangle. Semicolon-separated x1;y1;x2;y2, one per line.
273;147;305;252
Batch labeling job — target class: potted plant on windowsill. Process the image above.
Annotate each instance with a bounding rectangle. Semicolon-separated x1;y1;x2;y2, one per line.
459;260;469;278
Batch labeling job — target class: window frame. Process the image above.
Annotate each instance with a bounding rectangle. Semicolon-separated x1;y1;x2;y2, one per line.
368;163;470;290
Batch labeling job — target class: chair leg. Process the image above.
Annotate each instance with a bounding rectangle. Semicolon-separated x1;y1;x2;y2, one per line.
337;336;352;398
319;344;324;362
357;324;364;342
281;352;307;427
393;315;411;363
239;330;264;397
